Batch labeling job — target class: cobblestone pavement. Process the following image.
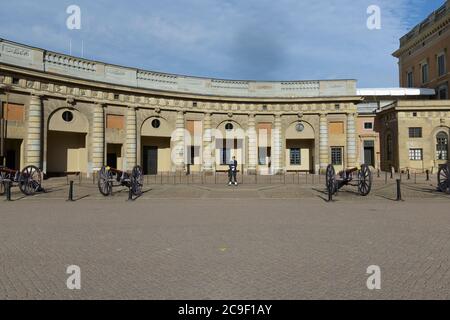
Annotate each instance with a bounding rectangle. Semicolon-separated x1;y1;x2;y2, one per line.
1;177;450;299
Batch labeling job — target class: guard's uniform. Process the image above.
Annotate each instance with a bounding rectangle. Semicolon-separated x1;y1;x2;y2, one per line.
228;160;238;184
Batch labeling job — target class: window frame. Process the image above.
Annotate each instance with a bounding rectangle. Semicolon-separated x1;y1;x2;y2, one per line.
437;53;446;77
289;148;301;166
408;127;422;138
436;132;449;160
330;147;343;166
421;62;429;84
363;122;373;130
409;148;423;161
406;70;414;88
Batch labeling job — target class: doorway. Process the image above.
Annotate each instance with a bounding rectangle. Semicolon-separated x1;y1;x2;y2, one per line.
364;140;375;167
143;146;158;175
106;144;122;170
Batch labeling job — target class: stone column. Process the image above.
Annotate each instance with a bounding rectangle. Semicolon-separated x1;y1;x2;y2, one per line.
202;113;213;172
125;107;137;171
271;114;283;174
346;112;357;168
91;103;105;172
247;114;257;174
26;94;42;168
174;110;185;172
319;113;329;172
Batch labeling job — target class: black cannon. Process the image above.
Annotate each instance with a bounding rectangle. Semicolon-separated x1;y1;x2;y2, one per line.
326;164;372;197
437;163;450;193
0;165;43;196
97;165;143;197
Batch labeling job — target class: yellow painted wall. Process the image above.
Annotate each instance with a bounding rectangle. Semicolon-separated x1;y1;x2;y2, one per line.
47;131;87;173
141;136;171;172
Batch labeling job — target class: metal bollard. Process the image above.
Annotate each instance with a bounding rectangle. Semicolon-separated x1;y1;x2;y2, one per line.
68;180;74;202
390;167;393;179
414;172;417;184
384;171;387;184
328;184;333;202
128;186;133;201
396;179;402;201
377;169;380;178
426;170;430;181
5;181;11;201
407;169;410;180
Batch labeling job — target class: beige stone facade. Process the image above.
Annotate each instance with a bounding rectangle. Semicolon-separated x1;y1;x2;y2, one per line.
0;39;363;176
378;100;450;172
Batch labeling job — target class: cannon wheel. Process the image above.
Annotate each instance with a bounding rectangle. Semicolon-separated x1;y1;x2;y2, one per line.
18;165;42;196
437;164;450;193
98;166;113;196
326;164;337;195
131;165;144;196
357;164;372;196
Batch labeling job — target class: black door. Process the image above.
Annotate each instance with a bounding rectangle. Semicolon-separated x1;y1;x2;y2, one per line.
364;147;375;166
143;146;158;175
107;153;117;169
6;150;16;170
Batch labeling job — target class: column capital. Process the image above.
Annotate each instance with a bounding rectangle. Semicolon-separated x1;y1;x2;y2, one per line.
30;91;44;99
93;101;107;108
319;113;328;119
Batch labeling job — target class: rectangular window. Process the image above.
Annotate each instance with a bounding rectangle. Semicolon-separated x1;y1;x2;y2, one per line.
438;54;446;77
364;122;373;130
409;149;423;160
258;147;271;165
221;148;231;165
408;127;422;138
290;148;301;165
438;85;448;100
407;71;414;88
421;63;429;83
331;147;343;165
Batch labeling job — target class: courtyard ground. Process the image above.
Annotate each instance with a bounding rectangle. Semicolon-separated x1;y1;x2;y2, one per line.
0;174;449;299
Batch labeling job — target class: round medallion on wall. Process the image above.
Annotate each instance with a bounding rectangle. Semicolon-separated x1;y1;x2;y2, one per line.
62;111;74;123
295;122;305;132
151;119;161;128
225;123;234;131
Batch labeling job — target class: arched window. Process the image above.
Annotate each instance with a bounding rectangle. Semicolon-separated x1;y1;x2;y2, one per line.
386;134;393;161
436;131;448;160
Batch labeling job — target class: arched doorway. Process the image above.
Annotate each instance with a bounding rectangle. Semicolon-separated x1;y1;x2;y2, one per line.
285;121;315;173
215;120;245;171
47;108;88;176
141;117;173;174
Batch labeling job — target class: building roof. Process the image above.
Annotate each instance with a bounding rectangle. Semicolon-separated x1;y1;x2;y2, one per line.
357;88;435;96
393;0;449;57
0;38;357;99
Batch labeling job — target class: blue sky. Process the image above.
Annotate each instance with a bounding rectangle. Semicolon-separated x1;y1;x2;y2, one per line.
0;0;446;87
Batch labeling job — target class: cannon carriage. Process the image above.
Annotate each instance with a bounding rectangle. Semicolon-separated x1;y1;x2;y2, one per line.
0;165;43;196
437;163;450;193
97;165;144;197
326;164;372;197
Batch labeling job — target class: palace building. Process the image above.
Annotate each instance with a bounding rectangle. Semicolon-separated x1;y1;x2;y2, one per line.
0;38;364;176
1;19;449;177
385;0;450;173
